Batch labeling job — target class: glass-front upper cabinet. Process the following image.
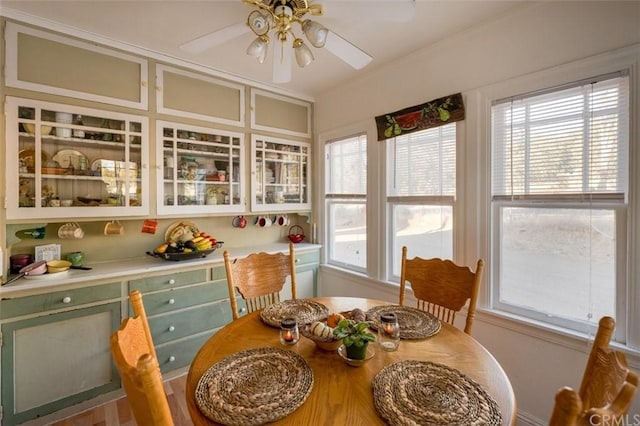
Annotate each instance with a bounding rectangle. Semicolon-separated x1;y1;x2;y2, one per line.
5;97;149;220
251;135;310;212
157;121;245;215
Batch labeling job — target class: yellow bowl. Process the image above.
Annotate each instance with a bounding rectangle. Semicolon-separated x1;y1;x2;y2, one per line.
47;260;71;273
23;123;53;135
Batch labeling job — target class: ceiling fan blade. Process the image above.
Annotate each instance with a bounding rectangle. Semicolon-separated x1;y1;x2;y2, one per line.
180;22;250;54
323;31;372;70
321;0;415;23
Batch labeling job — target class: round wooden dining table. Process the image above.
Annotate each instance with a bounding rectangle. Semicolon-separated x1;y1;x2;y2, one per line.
186;296;516;425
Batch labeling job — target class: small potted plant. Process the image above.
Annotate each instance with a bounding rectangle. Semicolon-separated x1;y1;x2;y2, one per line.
333;318;377;361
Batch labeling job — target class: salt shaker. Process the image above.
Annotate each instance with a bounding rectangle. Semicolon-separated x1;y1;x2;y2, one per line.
378;312;400;351
279;317;299;345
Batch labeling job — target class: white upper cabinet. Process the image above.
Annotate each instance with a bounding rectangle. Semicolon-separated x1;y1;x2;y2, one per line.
251;135;311;212
157;121;246;215
6;97;149;220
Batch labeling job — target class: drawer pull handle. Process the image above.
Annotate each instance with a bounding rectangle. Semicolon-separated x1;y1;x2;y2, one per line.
168;279;175;285
168;325;175;332
168;298;175;305
239;307;247;314
62;296;72;304
169;356;176;362
295;258;300;263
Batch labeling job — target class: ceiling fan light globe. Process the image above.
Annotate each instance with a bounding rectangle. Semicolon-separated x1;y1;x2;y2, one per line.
294;39;314;67
247;36;269;61
248;10;270;36
302;20;328;48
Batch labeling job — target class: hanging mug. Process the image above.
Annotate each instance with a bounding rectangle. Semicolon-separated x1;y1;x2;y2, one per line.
276;215;289;226
232;216;247;229
104;220;125;236
257;216;272;227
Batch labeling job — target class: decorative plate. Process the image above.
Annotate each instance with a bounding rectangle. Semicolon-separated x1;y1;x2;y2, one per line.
366;305;441;339
164;220;200;243
260;299;329;328
19;149;48;171
373;360;502;426
52;149;88;170
195;347;314;426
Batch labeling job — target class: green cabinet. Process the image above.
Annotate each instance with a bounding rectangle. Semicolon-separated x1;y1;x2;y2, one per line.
128;268;233;373
0;285;121;425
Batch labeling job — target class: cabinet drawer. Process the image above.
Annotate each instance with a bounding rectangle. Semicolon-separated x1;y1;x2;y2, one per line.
296;249;319;267
130;282;229;316
148;301;232;345
129;269;207;293
156;331;216;373
0;283;121;319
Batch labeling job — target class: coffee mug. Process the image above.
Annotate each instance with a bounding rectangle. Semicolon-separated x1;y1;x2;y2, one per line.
256;215;272;227
58;222;84;239
141;219;158;234
66;251;85;267
104;220;124;236
232;215;247;228
276;215;289;226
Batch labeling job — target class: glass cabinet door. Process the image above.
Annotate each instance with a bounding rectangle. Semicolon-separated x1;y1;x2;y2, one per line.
251;135;310;212
157;121;245;215
5;97;149;220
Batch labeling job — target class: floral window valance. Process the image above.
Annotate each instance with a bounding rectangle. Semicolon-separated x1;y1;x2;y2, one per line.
375;93;465;141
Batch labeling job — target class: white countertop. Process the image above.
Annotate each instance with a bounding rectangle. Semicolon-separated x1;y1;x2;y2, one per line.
1;243;320;298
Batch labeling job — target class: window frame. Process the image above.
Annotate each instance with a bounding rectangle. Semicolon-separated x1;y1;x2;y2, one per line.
489;71;631;340
324;132;368;273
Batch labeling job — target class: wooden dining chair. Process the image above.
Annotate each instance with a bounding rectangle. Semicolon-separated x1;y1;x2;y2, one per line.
549;316;638;426
224;242;297;320
129;289;157;360
110;293;175;426
399;246;484;334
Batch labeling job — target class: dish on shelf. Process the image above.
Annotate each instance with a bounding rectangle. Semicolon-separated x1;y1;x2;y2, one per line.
90;159;138;179
19;149;48;172
23;124;53;135
52;149;89;171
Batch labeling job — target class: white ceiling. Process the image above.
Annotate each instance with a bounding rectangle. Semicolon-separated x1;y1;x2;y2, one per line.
1;0;527;99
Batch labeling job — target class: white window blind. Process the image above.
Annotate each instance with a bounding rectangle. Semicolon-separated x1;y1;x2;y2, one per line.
492;72;629;201
387;124;456;198
326;134;367;196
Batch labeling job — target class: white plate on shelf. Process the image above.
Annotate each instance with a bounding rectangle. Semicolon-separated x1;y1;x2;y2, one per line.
52;149;88;170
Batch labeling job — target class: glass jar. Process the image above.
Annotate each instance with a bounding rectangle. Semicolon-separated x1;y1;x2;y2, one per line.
378;312;400;351
279;317;299;345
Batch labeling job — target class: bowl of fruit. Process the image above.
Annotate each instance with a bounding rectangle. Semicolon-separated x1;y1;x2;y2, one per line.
300;312;346;351
148;221;223;261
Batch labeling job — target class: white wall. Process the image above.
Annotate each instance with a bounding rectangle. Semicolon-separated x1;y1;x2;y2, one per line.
315;2;640;424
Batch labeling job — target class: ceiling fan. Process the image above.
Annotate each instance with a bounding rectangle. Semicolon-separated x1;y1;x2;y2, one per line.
180;0;414;83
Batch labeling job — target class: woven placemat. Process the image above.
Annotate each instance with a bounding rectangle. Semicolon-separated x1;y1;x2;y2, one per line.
373;360;502;426
366;305;441;339
195;347;314;426
260;299;329;328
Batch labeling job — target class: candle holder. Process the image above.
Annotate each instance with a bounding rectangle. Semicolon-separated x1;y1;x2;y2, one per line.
378;312;400;351
280;317;299;345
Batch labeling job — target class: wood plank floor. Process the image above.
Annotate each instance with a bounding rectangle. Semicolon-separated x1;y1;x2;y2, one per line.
51;375;193;426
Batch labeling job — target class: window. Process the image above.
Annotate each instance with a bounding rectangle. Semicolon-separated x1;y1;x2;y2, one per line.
325;134;367;271
491;72;629;335
386;124;456;279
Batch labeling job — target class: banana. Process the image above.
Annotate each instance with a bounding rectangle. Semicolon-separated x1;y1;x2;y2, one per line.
197;240;212;250
192;236;205;244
